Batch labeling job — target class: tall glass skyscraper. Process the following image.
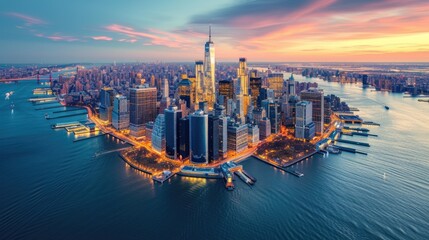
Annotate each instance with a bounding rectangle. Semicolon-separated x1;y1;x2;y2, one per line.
99;87;114;122
129;85;157;136
204;26;215;109
164;105;182;159
112;95;129;130
189;110;208;164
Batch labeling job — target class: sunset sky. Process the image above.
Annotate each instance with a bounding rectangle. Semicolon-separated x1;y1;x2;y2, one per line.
1;0;429;63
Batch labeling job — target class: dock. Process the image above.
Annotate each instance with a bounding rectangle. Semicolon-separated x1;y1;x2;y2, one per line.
336;139;370;147
153;171;176;183
343;126;370;132
342;131;378;137
53;108;85;113
28;97;57;102
51;121;81;129
94;147;131;157
35;105;66;110
234;170;254;185
334;145;367;155
252;155;304;178
362;121;381;126
73;133;106;142
46;112;87;120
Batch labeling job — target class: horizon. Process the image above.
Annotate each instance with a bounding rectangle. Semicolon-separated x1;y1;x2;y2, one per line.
1;0;429;63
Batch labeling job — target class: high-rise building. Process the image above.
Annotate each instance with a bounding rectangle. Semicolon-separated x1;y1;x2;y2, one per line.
267;73;284;99
129;85;157;136
179;117;190;160
99;87;114;122
288;74;296;96
189;110;208;164
112;95;129;130
208;114;219;163
300;88;324;135
295;101;315;140
218;116;228;159
178;77;192;108
238;58;248;95
195;60;204;103
164;105;182;159
250;76;262;107
227;120;248;154
151;114;166;153
204;26;216;109
219;80;234;103
248;124;260;147
259;117;271;140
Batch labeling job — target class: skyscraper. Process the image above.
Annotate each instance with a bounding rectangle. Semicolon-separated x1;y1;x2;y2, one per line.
227;120;248;154
164;105;182;159
189;110;208;164
238;58;248;95
99;87;114;122
300;88;324;135
129;85;157;137
179;117;190;160
112;95;129;131
250;76;262;107
195;60;204;103
295;101;315;140
267;73;284;99
208;114;220;163
204;26;216;109
152;114;166;153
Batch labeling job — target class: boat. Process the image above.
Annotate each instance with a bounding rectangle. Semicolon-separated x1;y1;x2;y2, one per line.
384;106;390;110
327;145;341;154
292;170;304;177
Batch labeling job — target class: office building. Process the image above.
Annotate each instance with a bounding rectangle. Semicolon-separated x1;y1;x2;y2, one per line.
129;85;157;136
208;114;220;162
267;73;284;99
151;114;166;153
295;101;315;140
218;116;228;159
227;120;248;154
112;95;129;130
250;76;262;107
248;124;260;147
259;117;271;140
204;26;216;109
164;105;182;159
300;88;324;135
189;110;208;164
99;87;114;122
179;117;190;160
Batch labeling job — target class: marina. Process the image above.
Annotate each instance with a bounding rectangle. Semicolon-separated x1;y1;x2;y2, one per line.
336;139;370;147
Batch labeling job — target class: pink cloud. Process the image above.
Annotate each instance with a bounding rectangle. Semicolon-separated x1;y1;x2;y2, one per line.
105;24;198;48
118;38;138;43
91;36;113;41
7;12;46;25
35;33;80;42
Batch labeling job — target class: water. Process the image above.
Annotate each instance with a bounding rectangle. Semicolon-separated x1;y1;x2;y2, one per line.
1;76;429;240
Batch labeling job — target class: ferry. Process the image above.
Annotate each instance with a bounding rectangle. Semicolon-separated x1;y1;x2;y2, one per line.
384;106;390;110
292;170;304;177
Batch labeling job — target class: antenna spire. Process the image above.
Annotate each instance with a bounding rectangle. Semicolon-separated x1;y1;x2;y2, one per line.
209;25;211;42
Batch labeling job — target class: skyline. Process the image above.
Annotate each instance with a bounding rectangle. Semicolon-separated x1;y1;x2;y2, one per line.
1;0;429;63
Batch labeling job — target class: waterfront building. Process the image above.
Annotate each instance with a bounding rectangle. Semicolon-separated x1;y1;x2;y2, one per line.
295;101;315;140
129;85;157;137
203;26;216;109
259;117;271;140
99;87;114;122
227;120;248;154
218;116;228;159
267;73;284;99
151;114;166;153
144;121;154;141
112;95;129;130
179;117;190;160
189;110;209;164
248;124;260;147
300;88;324;135
208;114;220;162
164;104;182;159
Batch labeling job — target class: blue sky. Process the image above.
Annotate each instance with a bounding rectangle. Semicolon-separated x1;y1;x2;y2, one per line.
1;0;429;63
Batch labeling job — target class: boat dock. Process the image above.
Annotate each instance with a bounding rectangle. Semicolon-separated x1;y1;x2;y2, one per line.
362;121;381;126
284;169;304;177
343;126;370;132
336;139;370;147
73;133;106;142
333;145;367;155
252;155;304;178
342;131;378;137
28;97;57;102
51;121;81;129
52;108;85;113
153;171;176;183
35;105;66;110
94;147;131;157
46;112;87;120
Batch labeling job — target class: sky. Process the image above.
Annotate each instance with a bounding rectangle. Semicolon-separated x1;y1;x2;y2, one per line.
1;0;429;63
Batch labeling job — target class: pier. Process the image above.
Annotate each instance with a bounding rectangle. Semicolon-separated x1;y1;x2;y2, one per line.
53;108;85;114
342;131;378;137
28;97;57;102
343;126;370;132
333;145;367;155
51;121;81;129
46;112;87;120
73;133;106;142
252;155;306;178
336;139;370;147
35;105;66;110
153;171;176;183
94;147;131;157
